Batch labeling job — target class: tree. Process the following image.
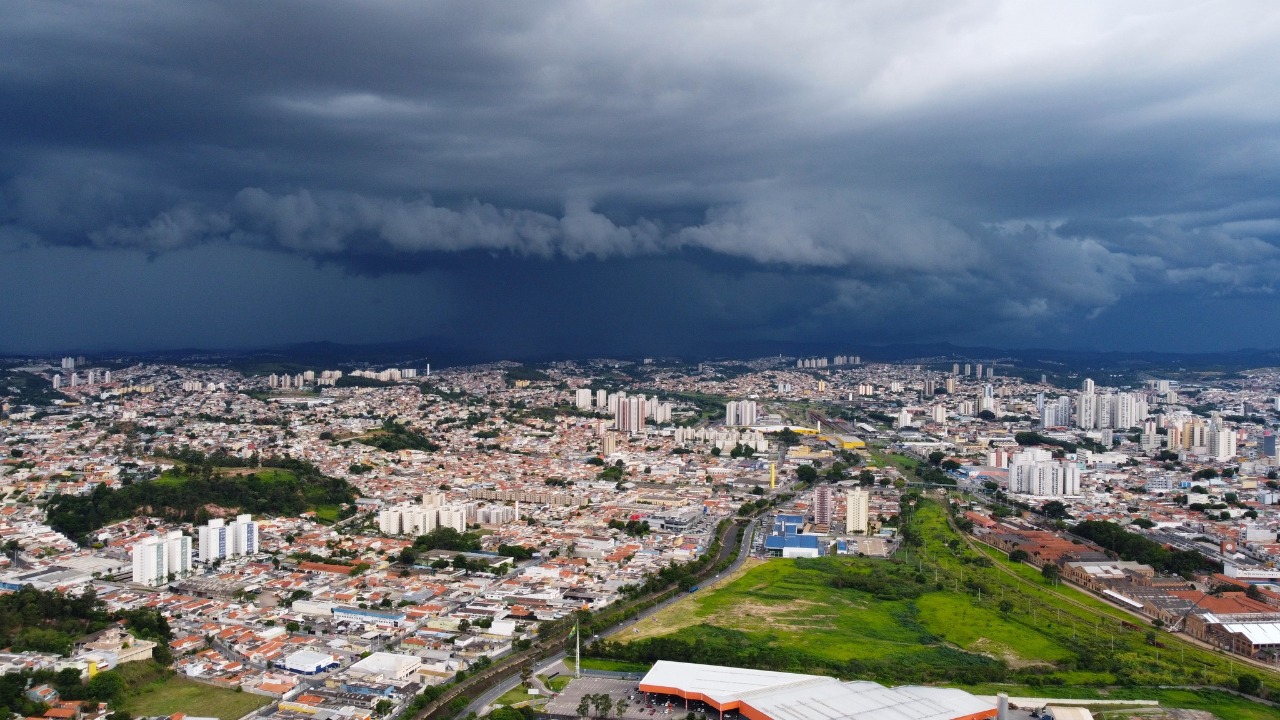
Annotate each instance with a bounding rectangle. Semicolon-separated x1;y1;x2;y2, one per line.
592;694;613;718
577;697;592;719
998;599;1014;617
1246;584;1265;601
398;547;417;565
928;451;945;465
374;700;393;716
86;672;126;703
1236;673;1262;696
795;465;818;484
1041;564;1060;584
1040;500;1070;520
1008;549;1029;563
615;699;629;718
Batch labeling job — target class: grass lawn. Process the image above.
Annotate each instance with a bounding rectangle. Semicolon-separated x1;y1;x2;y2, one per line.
914;592;1073;666
313;504;341;523
495;685;537;707
612;554;1056;673
121;676;269;720
865;445;919;472
596;497;1280;715
541;674;572;692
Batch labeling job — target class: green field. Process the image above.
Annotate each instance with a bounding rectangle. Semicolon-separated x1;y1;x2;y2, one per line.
864;445;919;472
591;496;1280;714
121;676;270;720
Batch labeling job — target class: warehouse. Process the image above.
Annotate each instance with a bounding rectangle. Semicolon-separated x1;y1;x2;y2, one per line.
282;649;339;675
637;661;996;720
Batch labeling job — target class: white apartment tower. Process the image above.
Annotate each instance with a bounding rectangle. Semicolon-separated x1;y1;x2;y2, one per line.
1008;449;1081;497
1208;423;1237;461
379;493;468;535
846;489;870;533
437;505;468;533
132;531;192;587
198;514;258;563
725;400;758;427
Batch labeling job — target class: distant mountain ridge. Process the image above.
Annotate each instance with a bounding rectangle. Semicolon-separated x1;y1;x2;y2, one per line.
11;338;1280;376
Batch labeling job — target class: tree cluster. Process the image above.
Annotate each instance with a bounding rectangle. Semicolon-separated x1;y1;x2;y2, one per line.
357;420;440;452
46;460;356;540
1072;520;1217;577
607;519;651;537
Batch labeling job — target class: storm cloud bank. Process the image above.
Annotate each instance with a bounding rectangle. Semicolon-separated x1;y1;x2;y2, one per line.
3;1;1280;354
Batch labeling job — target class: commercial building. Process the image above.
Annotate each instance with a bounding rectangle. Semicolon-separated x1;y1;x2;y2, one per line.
637;661;995;720
282;649;339;675
347;652;422;681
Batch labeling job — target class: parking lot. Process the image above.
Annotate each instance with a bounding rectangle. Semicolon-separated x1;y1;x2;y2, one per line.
543;676;738;720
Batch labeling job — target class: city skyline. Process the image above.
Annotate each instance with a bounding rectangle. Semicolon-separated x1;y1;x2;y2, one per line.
3;2;1280;355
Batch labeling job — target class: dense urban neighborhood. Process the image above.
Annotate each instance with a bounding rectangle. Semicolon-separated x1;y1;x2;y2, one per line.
3;354;1280;720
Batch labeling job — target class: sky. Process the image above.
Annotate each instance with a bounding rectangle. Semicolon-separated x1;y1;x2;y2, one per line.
3;1;1280;358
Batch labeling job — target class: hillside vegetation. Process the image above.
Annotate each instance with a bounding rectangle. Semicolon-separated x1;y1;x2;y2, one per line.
46;458;356;540
592;497;1280;706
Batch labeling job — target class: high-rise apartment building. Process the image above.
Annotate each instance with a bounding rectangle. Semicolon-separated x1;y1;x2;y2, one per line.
1208;423;1237;461
725;400;758;427
814;486;833;527
132;531;192;587
575;388;593;410
1009;449;1080;497
198;515;258;563
379;493;469;535
846;489;870;533
615;395;646;434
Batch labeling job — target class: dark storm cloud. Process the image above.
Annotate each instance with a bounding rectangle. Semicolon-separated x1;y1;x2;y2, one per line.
3;1;1280;353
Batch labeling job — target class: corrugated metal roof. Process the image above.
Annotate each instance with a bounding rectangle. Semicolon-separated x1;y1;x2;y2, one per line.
639;661;995;720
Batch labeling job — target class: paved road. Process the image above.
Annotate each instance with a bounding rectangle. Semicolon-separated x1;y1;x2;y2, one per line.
465;515;752;717
605;517;759;642
414;509;752;717
463;653;568;717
